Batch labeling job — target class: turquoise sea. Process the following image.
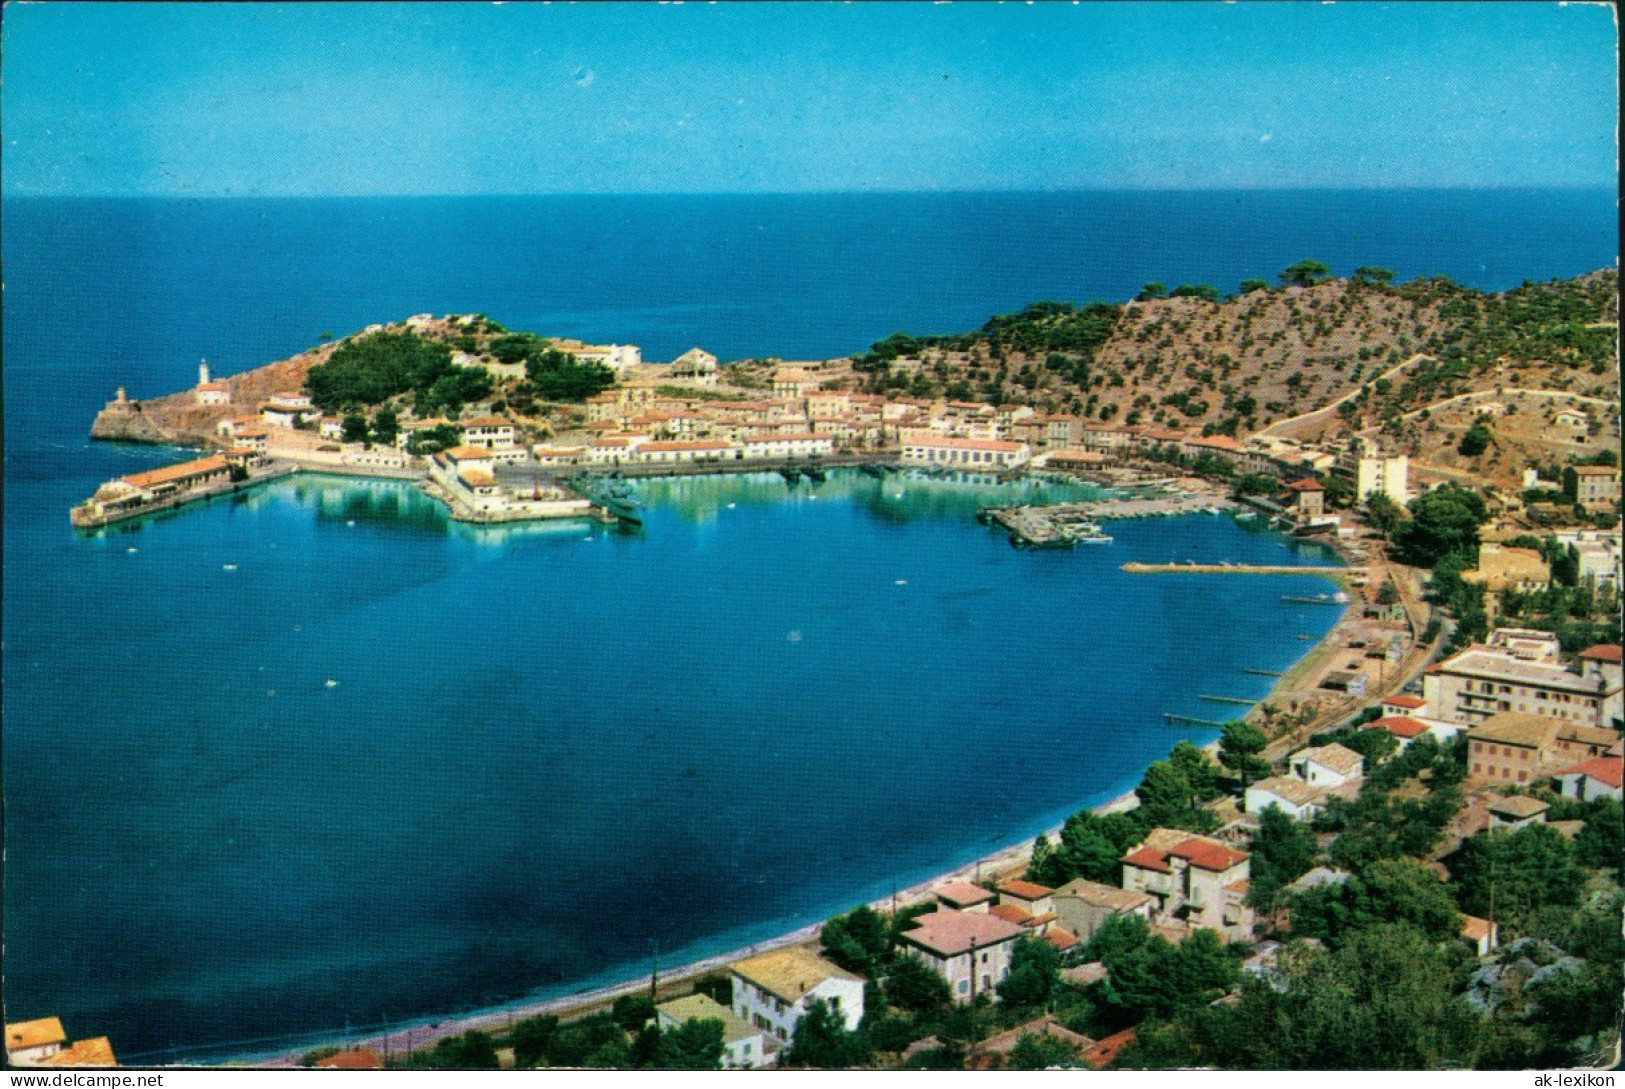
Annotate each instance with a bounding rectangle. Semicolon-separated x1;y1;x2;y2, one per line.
2;190;1615;1060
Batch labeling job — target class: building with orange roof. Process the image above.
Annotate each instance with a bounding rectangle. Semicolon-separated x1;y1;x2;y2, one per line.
313;1048;383;1070
934;881;994;913
899;909;1027;1003
996;879;1055;916
901;435;1031;470
1120;829;1252;939
1082;1027;1137;1069
1460;914;1500;958
5;1018;67;1066
1551;755;1623;801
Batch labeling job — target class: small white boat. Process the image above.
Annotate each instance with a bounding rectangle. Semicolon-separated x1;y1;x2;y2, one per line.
126;547;139;553
325;679;339;688
895;579;908;586
222;564;238;571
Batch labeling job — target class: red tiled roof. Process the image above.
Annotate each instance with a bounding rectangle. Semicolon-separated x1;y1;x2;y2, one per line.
1554;756;1624;789
1580;644;1623;663
1286;478;1325;491
998;880;1054;901
315;1049;384;1070
1083;1028;1137;1069
902;910;1026;957
123;455;228;490
1121;846;1172;873
1367;715;1429;739
1042;928;1079;952
1167;838;1249;872
988;903;1035;926
1385;694;1426;709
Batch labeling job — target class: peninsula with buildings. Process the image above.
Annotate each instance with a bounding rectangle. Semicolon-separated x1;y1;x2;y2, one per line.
50;264;1623;1071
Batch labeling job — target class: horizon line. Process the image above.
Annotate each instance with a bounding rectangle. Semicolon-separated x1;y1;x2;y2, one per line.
3;183;1619;201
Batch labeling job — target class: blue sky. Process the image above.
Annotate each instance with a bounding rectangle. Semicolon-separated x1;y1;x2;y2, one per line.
2;2;1616;196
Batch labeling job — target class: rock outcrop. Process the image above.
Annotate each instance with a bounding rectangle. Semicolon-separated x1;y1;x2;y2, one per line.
90;395;173;444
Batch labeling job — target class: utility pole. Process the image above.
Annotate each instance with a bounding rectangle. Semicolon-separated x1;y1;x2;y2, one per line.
650;939;660;1003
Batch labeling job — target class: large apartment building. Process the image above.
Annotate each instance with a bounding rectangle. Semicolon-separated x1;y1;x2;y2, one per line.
1422;629;1623;731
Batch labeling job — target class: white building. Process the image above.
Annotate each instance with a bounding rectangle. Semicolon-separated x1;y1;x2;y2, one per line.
1244;775;1326;821
459;416;517;449
1289;742;1365;787
656;994;770;1069
4;1018;65;1066
261;393;318;429
633;439;739;465
1551;756;1623;802
740;432;833;460
1423;631;1623;730
574;343;642;371
901;436;1031;470
729;948;864;1046
898;909;1026;1003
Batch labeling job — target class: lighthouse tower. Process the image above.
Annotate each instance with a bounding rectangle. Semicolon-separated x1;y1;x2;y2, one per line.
199;358;211;386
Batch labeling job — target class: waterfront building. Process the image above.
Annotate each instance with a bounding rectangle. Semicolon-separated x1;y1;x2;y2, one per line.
319;416;345;441
531;444;589;468
740;432;832;460
1551;755;1624;801
1464;711;1618;785
1423;631;1623;729
898;910;1026;1003
1048;879;1156;943
900;436;1031;470
633;439;738;465
1119;828;1252;938
656;994;769;1068
1284;478;1325;518
1570;465;1621;512
728;948;864;1044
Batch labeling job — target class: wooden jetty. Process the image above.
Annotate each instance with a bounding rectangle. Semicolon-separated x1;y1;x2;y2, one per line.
1199;694;1256;706
1164;712;1232;729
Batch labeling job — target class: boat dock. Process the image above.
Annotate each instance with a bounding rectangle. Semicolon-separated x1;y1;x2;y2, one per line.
980;491;1243;548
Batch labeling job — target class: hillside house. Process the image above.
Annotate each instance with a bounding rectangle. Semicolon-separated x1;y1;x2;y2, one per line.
729;948;864;1045
1119;828;1252;939
1465;711;1618;785
898;910;1026;1003
657;994;769;1068
1049;879;1156;943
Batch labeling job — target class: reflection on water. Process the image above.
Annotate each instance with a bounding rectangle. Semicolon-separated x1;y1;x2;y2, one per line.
636;468;1107;526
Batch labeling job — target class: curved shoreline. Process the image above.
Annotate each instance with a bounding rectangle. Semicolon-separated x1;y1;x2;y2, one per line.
156;477;1351;1069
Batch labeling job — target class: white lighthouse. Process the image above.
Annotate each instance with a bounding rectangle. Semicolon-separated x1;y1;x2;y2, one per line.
199;358;211;386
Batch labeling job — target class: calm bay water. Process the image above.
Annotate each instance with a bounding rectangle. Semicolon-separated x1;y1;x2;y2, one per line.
2;190;1614;1059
